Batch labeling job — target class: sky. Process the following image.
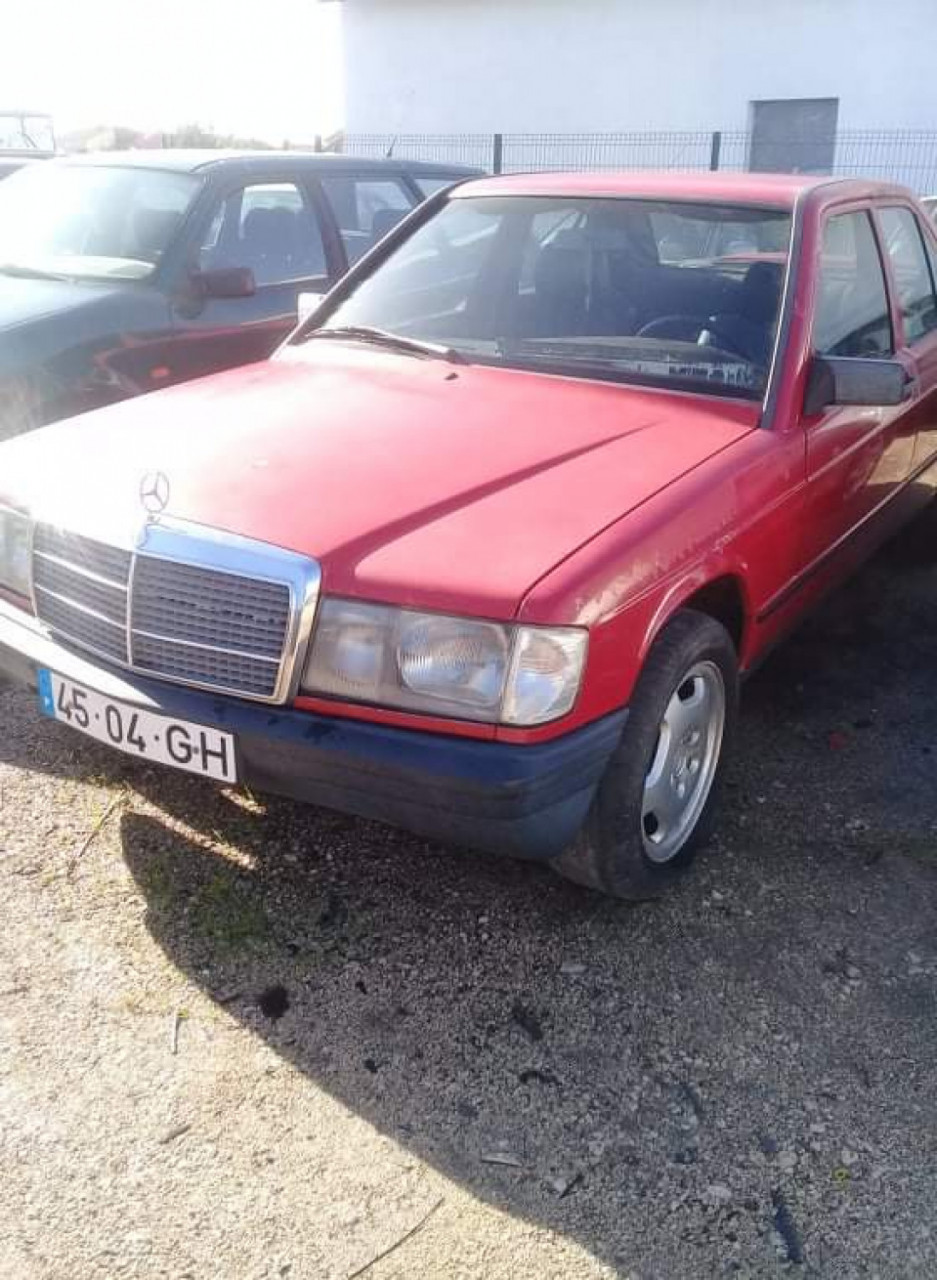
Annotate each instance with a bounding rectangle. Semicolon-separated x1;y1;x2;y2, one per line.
3;0;344;143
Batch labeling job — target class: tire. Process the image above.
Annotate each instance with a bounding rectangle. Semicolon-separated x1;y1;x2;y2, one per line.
550;609;738;899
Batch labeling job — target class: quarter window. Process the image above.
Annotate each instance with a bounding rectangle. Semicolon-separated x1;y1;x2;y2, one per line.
878;206;937;343
814;211;893;358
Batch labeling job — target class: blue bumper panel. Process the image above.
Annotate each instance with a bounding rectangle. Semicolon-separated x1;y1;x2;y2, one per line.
0;606;626;860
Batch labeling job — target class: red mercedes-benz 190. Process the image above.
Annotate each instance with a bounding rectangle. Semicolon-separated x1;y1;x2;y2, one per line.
2;172;935;896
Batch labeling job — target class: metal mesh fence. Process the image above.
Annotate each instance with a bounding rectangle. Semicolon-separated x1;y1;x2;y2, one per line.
342;133;495;170
831;131;937;193
340;130;937;193
501;132;715;173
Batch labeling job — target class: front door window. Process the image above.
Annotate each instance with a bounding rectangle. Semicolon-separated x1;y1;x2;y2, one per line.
198;182;327;286
813;210;893;358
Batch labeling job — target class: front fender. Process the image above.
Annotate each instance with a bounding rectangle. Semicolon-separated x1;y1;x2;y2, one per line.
514;432;788;732
637;560;753;668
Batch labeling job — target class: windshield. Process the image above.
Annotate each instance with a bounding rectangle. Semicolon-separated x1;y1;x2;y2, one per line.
314;195;792;399
0;164;201;281
0;113;54;153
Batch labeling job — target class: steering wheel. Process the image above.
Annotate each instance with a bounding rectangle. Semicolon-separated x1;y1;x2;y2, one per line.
635;315;707;343
696;320;751;361
635;314;754;362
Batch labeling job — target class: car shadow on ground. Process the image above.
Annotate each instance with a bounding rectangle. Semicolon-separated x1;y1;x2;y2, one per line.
3;526;937;1273
125;533;937;1272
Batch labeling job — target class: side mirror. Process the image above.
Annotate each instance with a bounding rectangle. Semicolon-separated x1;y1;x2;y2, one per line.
191;266;256;300
804;355;911;416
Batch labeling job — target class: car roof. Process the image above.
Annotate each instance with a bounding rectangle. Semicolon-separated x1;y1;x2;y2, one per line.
54;149;483;178
453;170;915;210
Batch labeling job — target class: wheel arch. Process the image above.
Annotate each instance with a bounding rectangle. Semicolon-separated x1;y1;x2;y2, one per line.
639;569;752;668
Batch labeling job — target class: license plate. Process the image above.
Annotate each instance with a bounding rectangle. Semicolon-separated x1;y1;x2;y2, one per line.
37;669;237;783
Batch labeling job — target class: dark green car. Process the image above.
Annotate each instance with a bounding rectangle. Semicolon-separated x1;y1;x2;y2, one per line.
0;149;479;438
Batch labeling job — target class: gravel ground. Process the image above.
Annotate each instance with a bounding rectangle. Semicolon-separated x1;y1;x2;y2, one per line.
1;529;936;1280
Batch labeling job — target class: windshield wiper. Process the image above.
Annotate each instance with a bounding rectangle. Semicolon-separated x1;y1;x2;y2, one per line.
307;325;466;364
0;262;72;282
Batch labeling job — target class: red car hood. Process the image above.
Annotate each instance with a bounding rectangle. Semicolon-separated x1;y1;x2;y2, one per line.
2;345;757;617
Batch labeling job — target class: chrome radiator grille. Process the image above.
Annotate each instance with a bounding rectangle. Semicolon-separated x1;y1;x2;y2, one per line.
131;559;290;658
131;557;290;699
31;523;304;702
32;527;130;663
33;525;132;584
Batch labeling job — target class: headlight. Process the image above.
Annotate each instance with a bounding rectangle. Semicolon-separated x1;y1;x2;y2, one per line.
303;600;587;726
0;506;31;599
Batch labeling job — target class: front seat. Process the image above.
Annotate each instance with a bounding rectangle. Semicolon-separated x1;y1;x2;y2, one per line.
240;207;297;285
531;231;590;337
707;261;783;366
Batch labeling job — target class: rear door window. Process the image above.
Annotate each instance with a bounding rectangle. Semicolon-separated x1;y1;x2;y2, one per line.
922;222;937;298
878;206;937;343
320;176;416;265
814;211;893;357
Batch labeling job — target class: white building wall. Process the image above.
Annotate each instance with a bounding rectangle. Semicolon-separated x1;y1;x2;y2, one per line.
341;0;937;135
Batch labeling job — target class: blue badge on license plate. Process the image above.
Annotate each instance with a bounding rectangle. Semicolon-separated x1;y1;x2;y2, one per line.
37;667;56;717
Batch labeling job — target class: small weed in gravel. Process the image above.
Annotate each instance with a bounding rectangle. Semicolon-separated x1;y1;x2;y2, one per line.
187;870;270;953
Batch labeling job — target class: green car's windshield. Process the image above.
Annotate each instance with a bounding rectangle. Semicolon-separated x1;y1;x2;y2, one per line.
312;195;792;399
0;163;201;281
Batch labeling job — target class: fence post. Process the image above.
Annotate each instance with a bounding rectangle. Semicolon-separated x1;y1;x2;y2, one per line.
709;130;722;171
493;133;504;175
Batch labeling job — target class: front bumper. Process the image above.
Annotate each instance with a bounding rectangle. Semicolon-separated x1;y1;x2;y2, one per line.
0;605;626;860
